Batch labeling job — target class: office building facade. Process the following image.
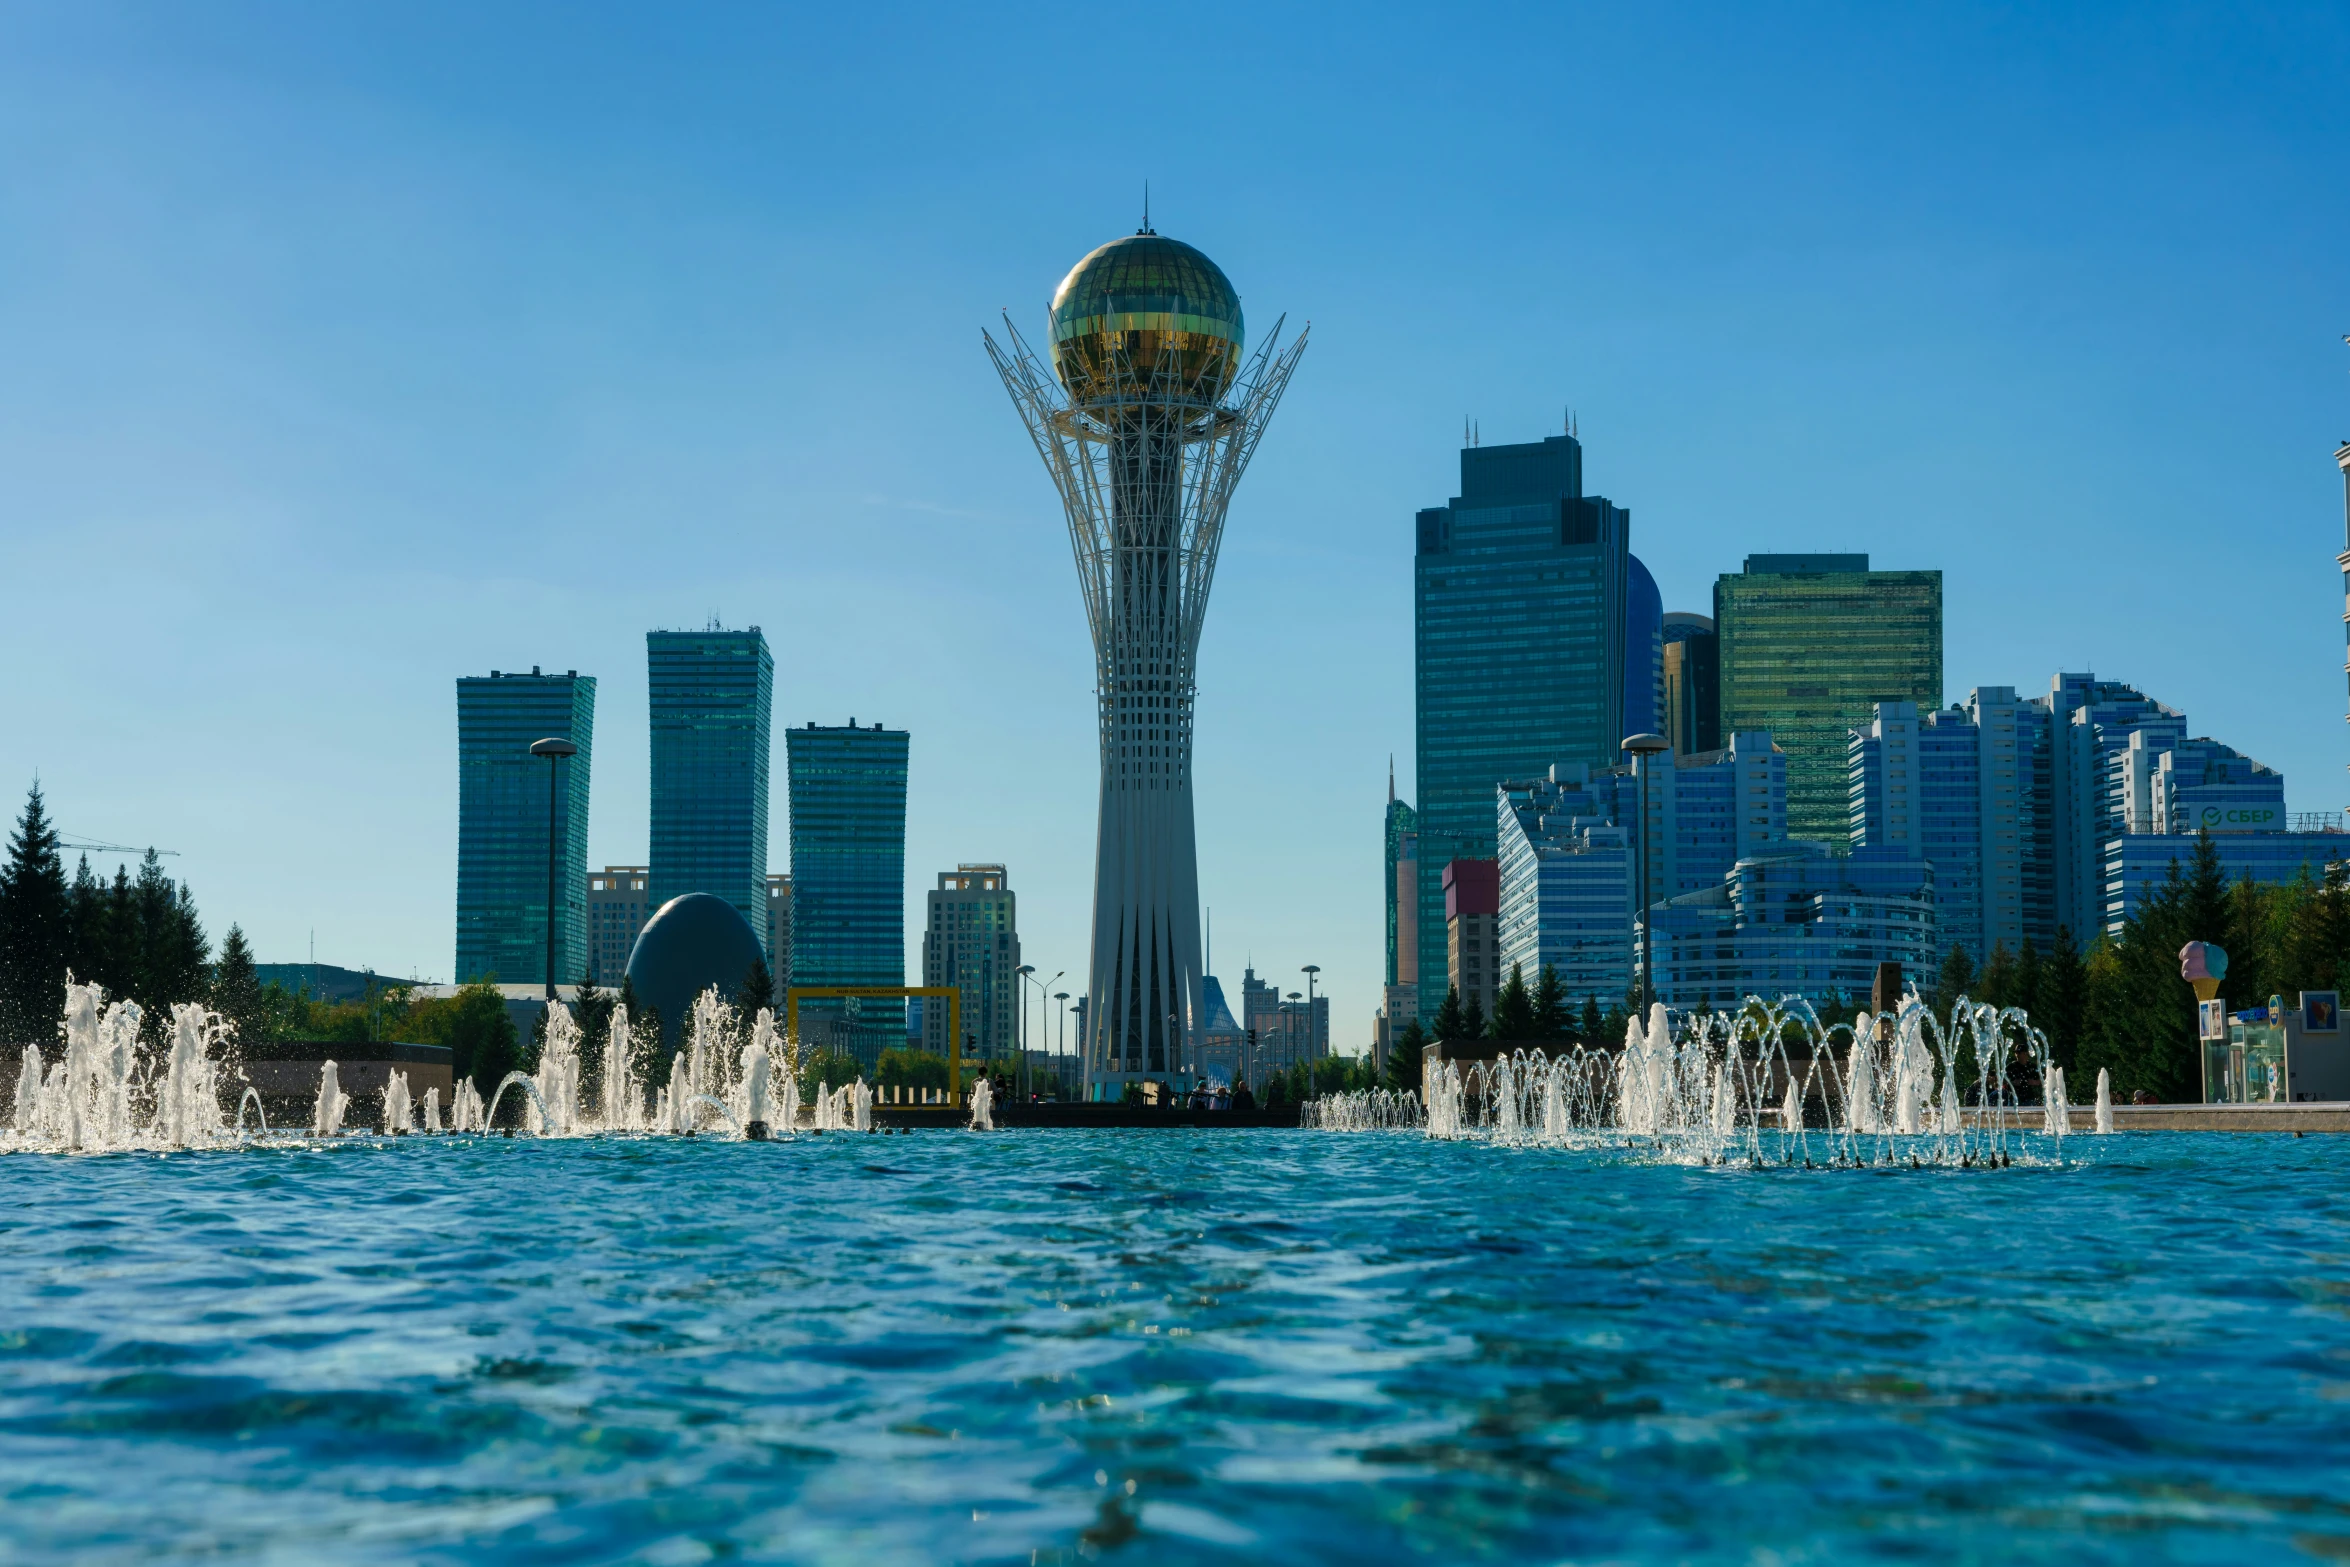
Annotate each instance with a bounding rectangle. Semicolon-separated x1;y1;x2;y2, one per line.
1415;432;1630;1018
1625;555;1663;738
1662;612;1720;757
586;865;649;987
920;864;1020;1060
1715;555;1942;846
455;668;594;986
1496;776;1633;1008
1385;784;1417;990
1443;857;1502;1020
648;628;774;934
766;873;793;991
786;720;911;1059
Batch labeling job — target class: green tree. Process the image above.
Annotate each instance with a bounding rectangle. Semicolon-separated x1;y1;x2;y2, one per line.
2038;927;2085;1070
1977;941;2015;1010
210;925;269;1046
1461;990;1486;1041
736;958;775;1018
1429;984;1465;1042
876;1046;948;1093
409;980;521;1097
574;975;614;1109
1386;1017;1427;1090
0;784;71;1043
1580;994;1604;1045
1489;963;1536;1039
801;1048;862;1095
1531;963;1570;1040
2013;938;2043;1021
1932;944;1976;1022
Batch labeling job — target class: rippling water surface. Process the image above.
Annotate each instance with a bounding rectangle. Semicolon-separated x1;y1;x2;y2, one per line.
2;1129;2347;1564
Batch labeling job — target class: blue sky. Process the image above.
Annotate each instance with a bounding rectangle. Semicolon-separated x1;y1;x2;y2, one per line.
3;2;2346;1045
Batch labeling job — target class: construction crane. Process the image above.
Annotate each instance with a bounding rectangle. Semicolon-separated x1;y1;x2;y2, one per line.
56;837;179;858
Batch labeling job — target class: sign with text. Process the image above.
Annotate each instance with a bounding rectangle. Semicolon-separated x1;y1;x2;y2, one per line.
2197;999;2228;1042
2197;804;2281;832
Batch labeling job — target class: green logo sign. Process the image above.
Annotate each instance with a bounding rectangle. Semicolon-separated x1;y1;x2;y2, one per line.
2199;804;2278;832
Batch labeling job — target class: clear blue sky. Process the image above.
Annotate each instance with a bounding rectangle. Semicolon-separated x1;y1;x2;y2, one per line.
4;2;2346;1047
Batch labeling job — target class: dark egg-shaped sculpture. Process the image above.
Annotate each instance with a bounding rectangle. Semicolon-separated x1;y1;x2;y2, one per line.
623;893;765;1054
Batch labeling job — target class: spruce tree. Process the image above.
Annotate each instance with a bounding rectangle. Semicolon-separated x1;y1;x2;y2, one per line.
1461;991;1486;1041
1977;941;2015;1011
1429;984;1465;1042
1932;944;1976;1022
736;958;775;1017
0;784;70;1043
1387;1017;1427;1090
210;925;269;1047
1490;963;1535;1040
1531;962;1569;1040
1580;994;1604;1044
2014;938;2043;1021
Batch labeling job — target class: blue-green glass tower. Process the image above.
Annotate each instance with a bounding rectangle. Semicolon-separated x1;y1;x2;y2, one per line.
1414;433;1629;1018
786;721;910;1062
648;628;774;945
455;668;594;985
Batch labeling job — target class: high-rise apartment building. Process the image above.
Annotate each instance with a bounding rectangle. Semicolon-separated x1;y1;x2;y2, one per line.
586;865;649;986
787;720;910;1059
1443;857;1501;1020
920;865;1019;1061
2046;673;2186;939
455;668;594;986
648;628;773;934
1415;432;1630;1018
1496;777;1633;1009
1715;555;1942;846
1662;613;1720;757
1385;782;1420;1035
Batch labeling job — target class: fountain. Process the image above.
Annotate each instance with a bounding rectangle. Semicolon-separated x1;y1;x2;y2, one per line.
600;1002;640;1130
312;1061;348;1137
968;1076;994;1130
422;1086;443;1133
532;1001;582;1135
1315;988;2108;1165
382;1070;414;1135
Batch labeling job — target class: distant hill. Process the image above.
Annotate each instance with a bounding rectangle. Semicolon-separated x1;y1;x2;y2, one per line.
254;963;436;1004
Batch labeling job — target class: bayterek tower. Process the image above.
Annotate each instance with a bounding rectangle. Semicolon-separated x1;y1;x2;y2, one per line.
986;225;1305;1096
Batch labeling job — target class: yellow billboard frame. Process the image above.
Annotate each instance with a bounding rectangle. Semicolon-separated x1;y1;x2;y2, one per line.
784;986;967;1103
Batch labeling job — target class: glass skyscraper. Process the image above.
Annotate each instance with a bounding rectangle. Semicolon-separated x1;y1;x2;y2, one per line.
455;668;594;986
1714;554;1942;847
1413;432;1629;1018
786;721;910;1061
647;628;773;942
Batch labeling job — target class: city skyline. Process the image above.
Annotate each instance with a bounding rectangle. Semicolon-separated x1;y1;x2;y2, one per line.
5;8;2349;1054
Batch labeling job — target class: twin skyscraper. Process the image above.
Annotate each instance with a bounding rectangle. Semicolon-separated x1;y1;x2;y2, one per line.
452;630;909;1045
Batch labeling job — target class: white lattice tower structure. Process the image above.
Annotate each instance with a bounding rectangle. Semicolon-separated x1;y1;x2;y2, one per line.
986;230;1304;1094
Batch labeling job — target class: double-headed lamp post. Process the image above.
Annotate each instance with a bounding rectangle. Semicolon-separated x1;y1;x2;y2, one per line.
1054;991;1071;1097
1013;964;1035;1100
1620;732;1673;1016
1301;964;1320;1069
528;738;578;1004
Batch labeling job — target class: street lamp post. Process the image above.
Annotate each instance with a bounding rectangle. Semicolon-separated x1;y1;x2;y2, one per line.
1013;964;1035;1103
1054;991;1071;1099
1620;733;1673;1017
1301;964;1320;1071
528;738;578;1004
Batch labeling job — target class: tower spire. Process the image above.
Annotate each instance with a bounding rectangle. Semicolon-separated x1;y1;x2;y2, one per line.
1388;753;1395;803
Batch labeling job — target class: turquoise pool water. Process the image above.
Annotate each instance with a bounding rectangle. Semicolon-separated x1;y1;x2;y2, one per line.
1;1130;2344;1563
